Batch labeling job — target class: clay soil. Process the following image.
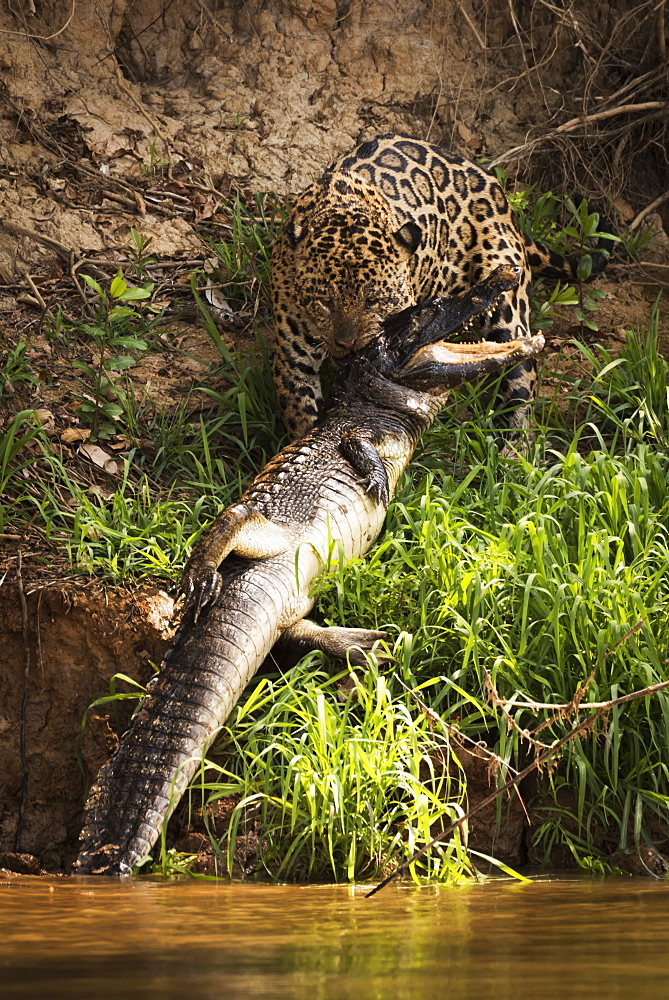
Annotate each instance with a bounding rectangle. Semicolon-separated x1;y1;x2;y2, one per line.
1;0;668;875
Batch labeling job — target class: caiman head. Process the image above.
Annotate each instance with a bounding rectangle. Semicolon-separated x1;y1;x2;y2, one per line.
375;265;545;393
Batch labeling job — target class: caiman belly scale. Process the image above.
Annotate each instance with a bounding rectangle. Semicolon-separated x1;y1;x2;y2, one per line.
76;267;544;875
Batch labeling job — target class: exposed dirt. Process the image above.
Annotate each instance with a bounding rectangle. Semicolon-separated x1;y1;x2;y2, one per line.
0;581;174;871
1;0;668;874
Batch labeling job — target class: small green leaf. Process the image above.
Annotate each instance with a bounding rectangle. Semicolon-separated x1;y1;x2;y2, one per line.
118;285;152;301
101;403;124;418
110;273;127;298
103;355;136;370
71;359;95;375
82;274;104;297
109;337;148;351
578;255;593;281
108;306;137;319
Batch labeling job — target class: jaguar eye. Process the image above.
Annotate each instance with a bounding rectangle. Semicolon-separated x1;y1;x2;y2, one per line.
315;298;333;312
365;296;380;308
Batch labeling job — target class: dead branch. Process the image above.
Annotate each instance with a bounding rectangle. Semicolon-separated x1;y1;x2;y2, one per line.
490;102;669;168
630;190;669;229
0;219;73;260
455;1;486;50
0;0;75;40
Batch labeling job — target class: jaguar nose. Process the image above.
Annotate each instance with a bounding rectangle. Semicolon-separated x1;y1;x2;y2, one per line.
336;337;357;351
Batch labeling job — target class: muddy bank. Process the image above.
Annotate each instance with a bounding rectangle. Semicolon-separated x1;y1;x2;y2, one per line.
0;581;173;871
1;577;667;879
1;0;667;285
0;578;529;873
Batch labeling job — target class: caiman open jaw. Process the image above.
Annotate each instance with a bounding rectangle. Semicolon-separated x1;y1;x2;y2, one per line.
382;265;523;365
396;332;545;393
405;334;545;367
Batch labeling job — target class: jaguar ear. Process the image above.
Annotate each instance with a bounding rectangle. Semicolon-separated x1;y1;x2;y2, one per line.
393;221;422;255
284;219;304;247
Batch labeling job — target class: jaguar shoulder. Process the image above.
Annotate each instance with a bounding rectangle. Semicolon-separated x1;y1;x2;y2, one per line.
270;132;611;439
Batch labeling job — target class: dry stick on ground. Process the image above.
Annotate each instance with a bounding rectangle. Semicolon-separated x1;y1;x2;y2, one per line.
0;219;72;261
455;1;486;50
20;268;46;312
366;676;669;898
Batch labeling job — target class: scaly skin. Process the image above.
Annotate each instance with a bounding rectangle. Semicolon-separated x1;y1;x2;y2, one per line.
76;268;544;875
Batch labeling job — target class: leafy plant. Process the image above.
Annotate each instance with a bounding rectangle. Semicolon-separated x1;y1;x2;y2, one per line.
618;221;661;262
127;229;157;280
494;174;618;332
0;342;40;401
74;271;153;437
188;657;483;883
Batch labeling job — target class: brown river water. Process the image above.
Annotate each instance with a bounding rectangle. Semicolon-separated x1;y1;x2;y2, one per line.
1;875;668;999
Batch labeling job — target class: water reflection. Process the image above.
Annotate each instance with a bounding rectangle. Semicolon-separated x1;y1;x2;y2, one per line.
1;875;668;999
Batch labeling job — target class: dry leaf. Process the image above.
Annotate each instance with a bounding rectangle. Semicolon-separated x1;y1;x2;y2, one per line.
80;442;118;475
35;408;56;435
88;485;114;501
108;435;132;451
205;286;234;320
61;427;92;444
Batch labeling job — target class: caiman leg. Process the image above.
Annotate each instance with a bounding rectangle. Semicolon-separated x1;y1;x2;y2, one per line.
280;619;389;666
182;502;292;620
339;362;431;506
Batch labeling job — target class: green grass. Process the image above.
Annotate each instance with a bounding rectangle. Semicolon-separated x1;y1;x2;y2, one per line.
173;309;669;879
3;188;668;880
188;656;480;883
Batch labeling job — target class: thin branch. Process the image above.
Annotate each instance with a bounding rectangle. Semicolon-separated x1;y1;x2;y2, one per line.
630;190;669;229
490;102;669;168
395;674;520;777
0;0;75;39
455;1;486;50
1;219;73;260
21;268;47;311
659;1;667;63
366;677;669;898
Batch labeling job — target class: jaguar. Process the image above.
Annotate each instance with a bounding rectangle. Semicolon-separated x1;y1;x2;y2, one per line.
270;131;610;441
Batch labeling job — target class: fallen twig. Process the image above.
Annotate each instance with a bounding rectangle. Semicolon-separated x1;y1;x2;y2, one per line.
1;219;73;260
21;268;47;311
366;676;669;898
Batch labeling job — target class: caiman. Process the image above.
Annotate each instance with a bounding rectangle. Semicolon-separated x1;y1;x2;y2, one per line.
76;265;544;875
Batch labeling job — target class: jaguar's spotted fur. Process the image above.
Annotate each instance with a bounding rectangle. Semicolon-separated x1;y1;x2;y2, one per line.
270;132;610;439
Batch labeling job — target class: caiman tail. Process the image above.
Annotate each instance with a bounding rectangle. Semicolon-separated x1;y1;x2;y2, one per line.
76;267;544;875
76;565;286;874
